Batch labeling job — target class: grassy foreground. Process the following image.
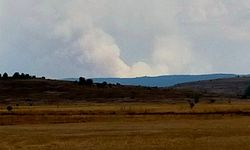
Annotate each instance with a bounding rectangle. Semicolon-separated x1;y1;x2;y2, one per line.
0;102;250;150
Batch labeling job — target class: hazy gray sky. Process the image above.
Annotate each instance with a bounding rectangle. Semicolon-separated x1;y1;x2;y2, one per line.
0;0;250;78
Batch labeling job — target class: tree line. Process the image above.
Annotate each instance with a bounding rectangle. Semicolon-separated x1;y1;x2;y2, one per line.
0;72;45;80
0;72;114;88
78;77;116;88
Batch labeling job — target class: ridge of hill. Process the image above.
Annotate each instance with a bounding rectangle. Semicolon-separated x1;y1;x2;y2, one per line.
65;74;237;87
174;76;250;96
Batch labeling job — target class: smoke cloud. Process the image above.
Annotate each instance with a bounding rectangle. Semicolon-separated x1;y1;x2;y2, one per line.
0;0;250;78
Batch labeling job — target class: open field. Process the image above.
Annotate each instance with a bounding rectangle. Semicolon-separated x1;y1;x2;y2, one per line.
0;101;250;125
0;102;250;150
1;116;250;150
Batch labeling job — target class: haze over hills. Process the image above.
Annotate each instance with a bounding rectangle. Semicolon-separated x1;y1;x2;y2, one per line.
65;74;237;87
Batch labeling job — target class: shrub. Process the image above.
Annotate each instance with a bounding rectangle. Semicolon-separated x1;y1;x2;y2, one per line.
243;85;250;99
189;93;201;104
210;99;216;104
24;74;31;79
96;82;108;88
108;83;113;88
189;101;195;109
130;92;136;99
194;94;201;103
102;81;108;86
7;106;13;112
86;79;94;86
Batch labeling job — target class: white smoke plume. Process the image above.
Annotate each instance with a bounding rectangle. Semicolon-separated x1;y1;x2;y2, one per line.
1;0;250;78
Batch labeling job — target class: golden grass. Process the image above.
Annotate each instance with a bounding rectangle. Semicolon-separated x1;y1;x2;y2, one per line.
0;102;250;150
0;116;250;150
1;101;250;115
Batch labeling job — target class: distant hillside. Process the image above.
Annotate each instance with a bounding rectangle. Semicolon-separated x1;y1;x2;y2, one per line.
0;79;192;104
174;76;250;96
65;74;237;87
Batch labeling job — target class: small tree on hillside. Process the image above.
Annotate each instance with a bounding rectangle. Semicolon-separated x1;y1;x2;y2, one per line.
187;92;202;109
187;99;195;109
188;92;202;104
86;79;94;86
102;81;108;87
24;74;31;79
243;85;250;99
7;105;13;112
97;81;108;88
79;77;86;85
2;72;8;80
13;72;20;79
189;101;195;109
193;93;201;104
20;73;25;79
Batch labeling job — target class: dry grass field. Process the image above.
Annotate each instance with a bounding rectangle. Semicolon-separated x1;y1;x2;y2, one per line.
0;102;250;150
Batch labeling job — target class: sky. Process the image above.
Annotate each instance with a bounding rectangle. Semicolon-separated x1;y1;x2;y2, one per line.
0;0;250;78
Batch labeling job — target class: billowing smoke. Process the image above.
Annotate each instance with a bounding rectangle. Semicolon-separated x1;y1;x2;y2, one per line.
1;0;250;78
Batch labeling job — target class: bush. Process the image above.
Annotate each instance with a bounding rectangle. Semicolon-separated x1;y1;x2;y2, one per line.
189;93;201;104
130;92;136;99
24;74;31;79
210;99;216;104
188;101;195;109
243;85;250;99
7;106;13;112
97;82;108;88
86;79;94;86
102;81;108;86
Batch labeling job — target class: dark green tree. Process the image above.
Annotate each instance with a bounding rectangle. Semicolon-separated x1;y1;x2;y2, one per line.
20;73;25;79
24;74;31;79
12;72;20;79
7;105;13;112
102;81;108;86
243;85;250;99
2;72;8;80
193;93;201;104
86;79;94;86
96;81;108;88
79;77;86;85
